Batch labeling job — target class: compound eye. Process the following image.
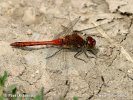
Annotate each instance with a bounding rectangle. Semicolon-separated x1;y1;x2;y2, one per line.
87;36;96;47
88;40;91;45
91;39;96;45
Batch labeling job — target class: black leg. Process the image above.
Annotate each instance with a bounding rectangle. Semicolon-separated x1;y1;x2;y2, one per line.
87;50;97;58
84;51;90;58
84;51;96;58
46;48;63;59
74;50;87;63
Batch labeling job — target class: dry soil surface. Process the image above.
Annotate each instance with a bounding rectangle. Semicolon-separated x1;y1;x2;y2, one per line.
0;0;133;100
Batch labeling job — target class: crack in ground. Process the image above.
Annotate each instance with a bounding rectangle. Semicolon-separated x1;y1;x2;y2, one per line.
114;4;128;14
33;75;42;84
115;5;133;44
18;65;26;77
87;93;94;100
16;64;32;85
106;45;121;67
44;88;54;95
17;73;42;85
120;17;133;43
63;80;70;98
129;17;133;29
118;69;133;81
17;63;43;85
86;76;106;100
120;31;128;44
82;60;107;100
126;74;133;81
96;76;105;95
17;76;33;85
108;51;119;67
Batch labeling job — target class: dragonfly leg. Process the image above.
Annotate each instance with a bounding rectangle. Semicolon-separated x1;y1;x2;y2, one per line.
87;50;97;58
74;50;87;63
46;48;63;59
84;51;95;58
84;51;90;58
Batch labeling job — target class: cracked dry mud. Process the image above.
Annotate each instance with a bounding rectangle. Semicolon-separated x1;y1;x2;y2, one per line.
0;0;133;100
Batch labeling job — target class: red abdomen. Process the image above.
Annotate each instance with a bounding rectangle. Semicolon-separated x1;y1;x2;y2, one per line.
10;39;63;47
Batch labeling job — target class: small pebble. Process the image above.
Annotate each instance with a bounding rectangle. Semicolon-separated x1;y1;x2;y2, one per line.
31;74;35;78
128;69;133;73
26;29;32;35
35;70;39;74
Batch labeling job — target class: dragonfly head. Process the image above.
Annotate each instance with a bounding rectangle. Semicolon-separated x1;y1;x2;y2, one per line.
86;36;96;48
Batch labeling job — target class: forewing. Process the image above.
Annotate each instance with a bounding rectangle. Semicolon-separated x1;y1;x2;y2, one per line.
54;16;81;39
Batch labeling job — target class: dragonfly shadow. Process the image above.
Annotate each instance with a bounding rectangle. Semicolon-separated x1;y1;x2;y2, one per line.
12;46;61;51
64;47;99;55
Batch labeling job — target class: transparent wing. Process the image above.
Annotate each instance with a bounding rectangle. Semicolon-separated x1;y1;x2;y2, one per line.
54;16;81;39
45;47;103;99
45;16;107;99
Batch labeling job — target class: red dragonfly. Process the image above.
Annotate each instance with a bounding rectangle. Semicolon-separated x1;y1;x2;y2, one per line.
10;16;97;62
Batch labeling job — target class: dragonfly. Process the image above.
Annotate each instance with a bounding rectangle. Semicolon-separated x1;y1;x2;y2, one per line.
10;16;97;62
